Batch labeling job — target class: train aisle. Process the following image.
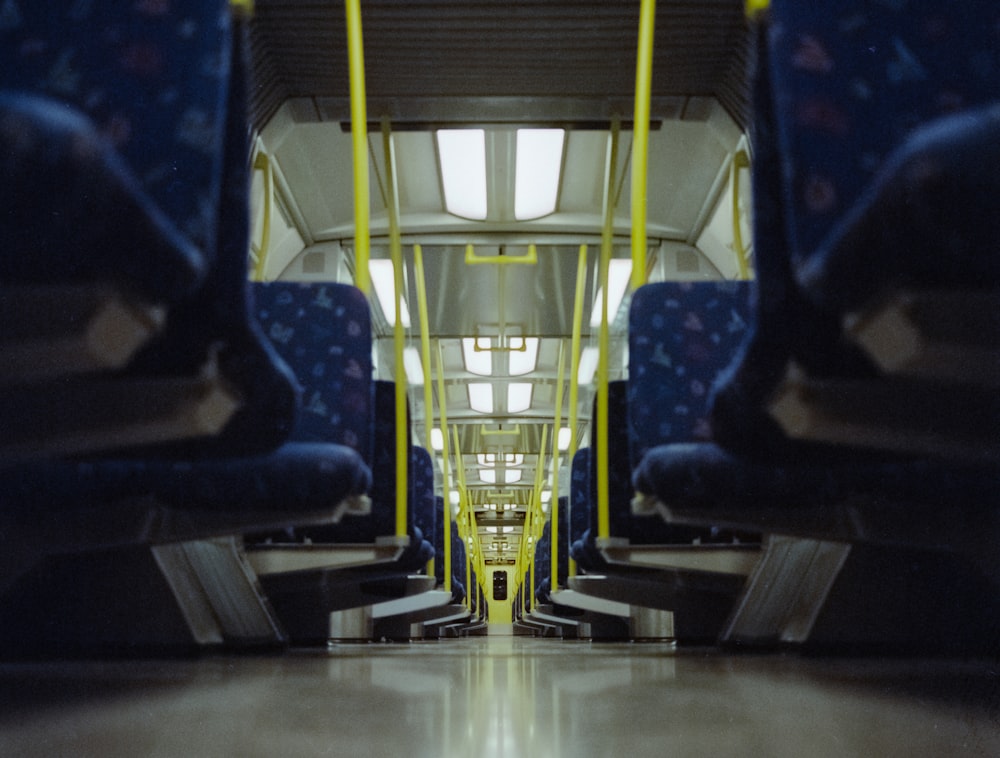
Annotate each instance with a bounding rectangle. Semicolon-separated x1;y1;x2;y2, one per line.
0;635;997;757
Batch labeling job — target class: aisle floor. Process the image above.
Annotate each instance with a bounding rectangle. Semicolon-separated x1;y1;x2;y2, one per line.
1;635;998;757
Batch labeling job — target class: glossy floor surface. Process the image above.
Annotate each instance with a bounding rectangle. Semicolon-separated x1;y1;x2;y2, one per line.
1;633;998;757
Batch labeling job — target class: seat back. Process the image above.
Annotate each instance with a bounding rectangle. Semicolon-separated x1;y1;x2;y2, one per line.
1;1;232;265
627;282;752;466
767;0;1000;269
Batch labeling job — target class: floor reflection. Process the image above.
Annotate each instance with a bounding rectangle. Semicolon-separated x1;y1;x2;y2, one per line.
0;638;997;757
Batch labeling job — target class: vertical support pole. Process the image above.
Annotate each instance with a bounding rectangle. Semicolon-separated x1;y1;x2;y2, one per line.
567;244;588;577
731;150;752;280
631;0;656;291
550;341;566;591
345;0;370;294
597;122;619;541
413;244;437;575
381;119;408;540
436;342;452;594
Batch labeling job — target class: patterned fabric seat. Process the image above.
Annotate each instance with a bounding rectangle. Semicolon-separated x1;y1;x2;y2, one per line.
1;0;232;284
766;0;1000;306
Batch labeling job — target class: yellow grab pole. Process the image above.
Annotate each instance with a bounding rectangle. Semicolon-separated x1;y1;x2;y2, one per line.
413;244;436;574
597;122;619;541
452;427;470;609
731;150;752;280
631;0;656;290
345;0;370;294
381;120;408;539
436;342;452;593
550;343;566;591
567;245;588;577
250;150;272;281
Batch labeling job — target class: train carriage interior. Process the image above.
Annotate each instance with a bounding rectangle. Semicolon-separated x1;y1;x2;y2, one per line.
1;0;999;755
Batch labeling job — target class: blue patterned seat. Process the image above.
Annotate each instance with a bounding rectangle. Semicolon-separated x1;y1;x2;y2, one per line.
627;282;752;464
0;0;232;285
765;0;1000;306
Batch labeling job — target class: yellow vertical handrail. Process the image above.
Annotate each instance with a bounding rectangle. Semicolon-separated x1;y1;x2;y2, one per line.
413;244;436;575
250;150;272;281
550;341;566;592
345;0;370;294
436;342;452;594
567;244;588;577
381;120;408;539
731;150;752;280
631;0;656;290
596;122;619;541
452;426;470;608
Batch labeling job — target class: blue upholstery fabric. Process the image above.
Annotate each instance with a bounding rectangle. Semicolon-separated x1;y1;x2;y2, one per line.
633;441;1000;536
1;1;231;266
117;18;298;458
708;21;882;460
411;447;436;557
254;282;374;464
768;0;1000;274
568;449;590;547
1;442;370;525
0;93;203;299
627;282;752;466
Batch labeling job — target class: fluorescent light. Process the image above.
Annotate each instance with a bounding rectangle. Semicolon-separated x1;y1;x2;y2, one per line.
504;470;522;484
504;453;524;466
589;259;633;327
558;427;572;451
468;383;494;414
515;129;564;220
477;453;496;466
403;346;424;386
431;428;444;450
501;526;514;534
486;526;499;534
508;337;539;376
450;491;461;505
507;383;533;413
577;347;599;385
541;490;552;503
479;470;497;484
369;260;411;327
438;129;487;220
462;337;493;376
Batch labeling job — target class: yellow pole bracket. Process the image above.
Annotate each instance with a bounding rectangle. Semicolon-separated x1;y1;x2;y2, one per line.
464;244;538;265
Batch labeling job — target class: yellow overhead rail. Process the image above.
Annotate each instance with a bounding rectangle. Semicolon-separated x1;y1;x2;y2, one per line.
345;0;370;294
631;0;656;291
746;0;770;18
731;149;752;280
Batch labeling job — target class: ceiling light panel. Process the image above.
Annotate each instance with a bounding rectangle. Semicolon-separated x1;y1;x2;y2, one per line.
403;346;424;386
369;259;411;327
507;383;533;413
508;337;540;376
437;129;488;220
468;383;494;414
589;259;633;327
515;129;564;220
462;337;493;376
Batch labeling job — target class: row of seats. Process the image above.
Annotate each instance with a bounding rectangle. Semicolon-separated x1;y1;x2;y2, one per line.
0;2;479;655
540;0;1000;653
